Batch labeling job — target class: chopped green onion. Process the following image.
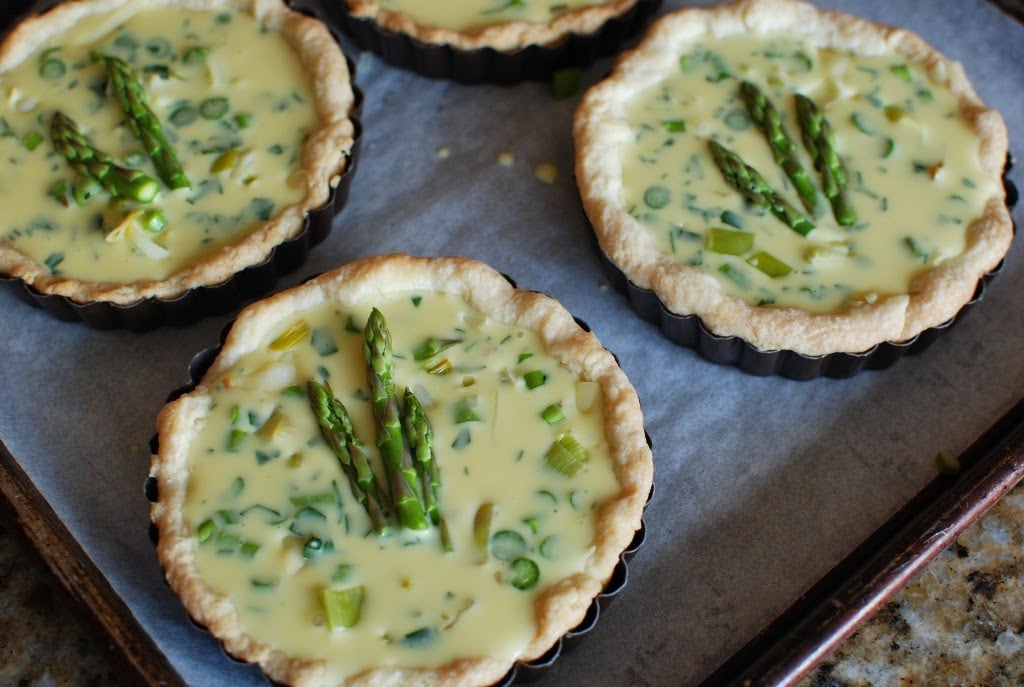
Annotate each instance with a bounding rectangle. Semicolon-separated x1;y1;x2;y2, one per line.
545;434;589;477
22;131;43;151
509;558;540;590
210;147;238;174
540;404;565;426
227;428;247;452
720;210;744;229
401;627;436;647
321;586;364;630
473;502;495;564
717;262;751;289
39;59;66;80
490;530;528;561
199;97;229;120
539;536;557;559
182;46;208;64
643;185;671;210
707;227;755;256
413;337;461;361
890;64;912;82
523;370;547;389
746;251;793;278
662;119;687;132
197;519;216;543
169;105;198;127
233;112;252;129
270;320;309;350
140;209;167;234
453;398;482;424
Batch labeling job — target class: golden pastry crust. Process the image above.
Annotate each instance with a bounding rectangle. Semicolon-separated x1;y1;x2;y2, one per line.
150;254;653;687
0;0;356;306
574;0;1012;357
344;0;643;52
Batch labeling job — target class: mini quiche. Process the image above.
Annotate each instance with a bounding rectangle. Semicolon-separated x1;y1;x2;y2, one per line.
149;254;653;687
334;0;662;82
574;0;1012;364
0;0;356;324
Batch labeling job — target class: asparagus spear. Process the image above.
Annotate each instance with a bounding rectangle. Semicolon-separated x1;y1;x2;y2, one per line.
307;380;390;534
50;111;159;203
402;387;452;552
794;93;857;227
96;53;190;190
708;139;815;236
739;81;817;211
364;308;428;531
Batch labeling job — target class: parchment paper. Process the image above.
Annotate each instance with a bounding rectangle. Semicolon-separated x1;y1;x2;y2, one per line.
0;1;1022;685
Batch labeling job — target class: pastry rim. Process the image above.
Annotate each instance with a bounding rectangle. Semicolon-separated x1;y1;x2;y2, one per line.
0;0;357;306
149;253;654;687
573;0;1013;357
344;0;644;52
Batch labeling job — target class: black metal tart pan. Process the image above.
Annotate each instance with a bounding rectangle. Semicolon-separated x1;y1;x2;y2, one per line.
320;0;662;84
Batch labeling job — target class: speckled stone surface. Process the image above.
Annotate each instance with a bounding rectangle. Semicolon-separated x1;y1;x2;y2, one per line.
802;483;1024;687
0;501;127;687
3;483;1023;686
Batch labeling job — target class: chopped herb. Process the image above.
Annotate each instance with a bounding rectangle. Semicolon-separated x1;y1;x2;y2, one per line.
311;327;339;356
43;252;64;274
401;627;436;647
662;119;687;132
718;262;751;289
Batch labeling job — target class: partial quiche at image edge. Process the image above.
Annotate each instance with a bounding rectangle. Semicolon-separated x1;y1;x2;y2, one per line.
327;0;663;84
574;0;1015;379
0;0;360;330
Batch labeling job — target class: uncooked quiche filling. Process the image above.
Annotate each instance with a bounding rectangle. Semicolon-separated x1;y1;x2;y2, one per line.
0;5;318;284
181;291;619;680
365;0;610;31
622;34;997;313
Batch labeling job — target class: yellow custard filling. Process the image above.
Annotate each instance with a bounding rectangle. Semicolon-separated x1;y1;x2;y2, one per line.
623;34;996;313
369;0;606;31
182;291;619;680
0;6;317;284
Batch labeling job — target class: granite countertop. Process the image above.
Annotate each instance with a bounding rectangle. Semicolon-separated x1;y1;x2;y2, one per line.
2;479;1022;686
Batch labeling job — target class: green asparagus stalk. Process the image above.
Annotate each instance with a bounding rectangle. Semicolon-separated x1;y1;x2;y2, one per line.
364;308;428;531
708;139;815;236
96;53;190;190
50;111;159;203
794;93;857;227
739;81;817;211
307;380;390;534
401;387;452;552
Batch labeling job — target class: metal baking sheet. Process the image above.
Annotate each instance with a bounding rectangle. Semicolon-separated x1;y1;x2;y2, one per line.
1;1;1022;685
